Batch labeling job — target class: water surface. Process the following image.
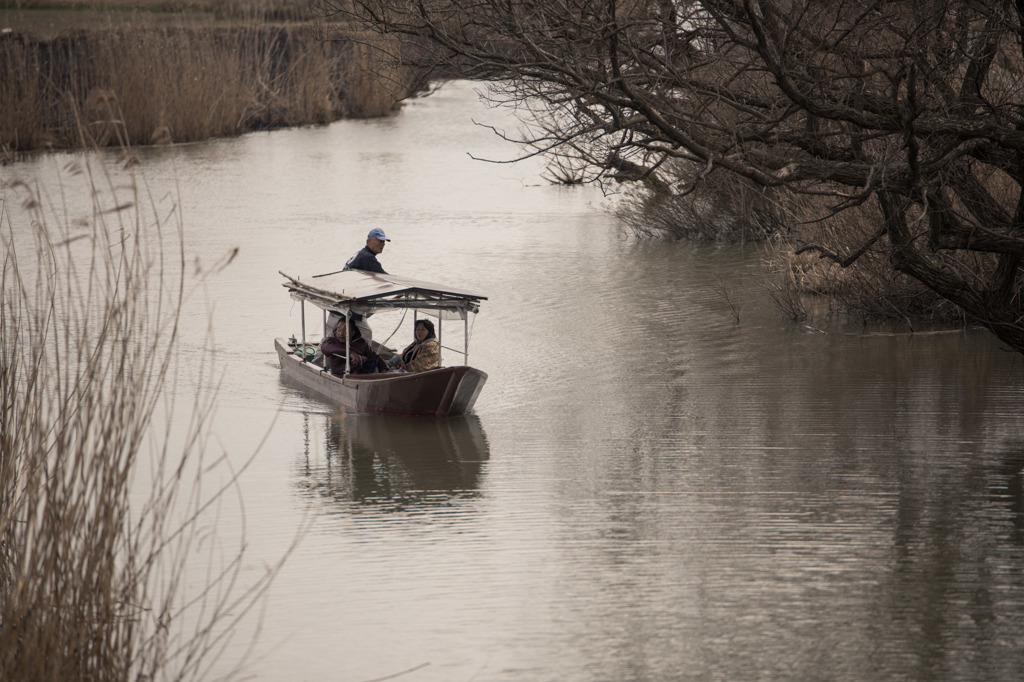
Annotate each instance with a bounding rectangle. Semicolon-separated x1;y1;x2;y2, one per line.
7;81;1024;681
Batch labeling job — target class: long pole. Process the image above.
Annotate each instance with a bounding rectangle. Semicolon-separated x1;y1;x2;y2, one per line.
300;300;306;362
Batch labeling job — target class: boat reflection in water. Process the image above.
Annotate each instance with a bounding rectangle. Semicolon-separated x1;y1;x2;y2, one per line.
291;409;490;512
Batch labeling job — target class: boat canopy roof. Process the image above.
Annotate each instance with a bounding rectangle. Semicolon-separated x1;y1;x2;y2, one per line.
281;270;486;317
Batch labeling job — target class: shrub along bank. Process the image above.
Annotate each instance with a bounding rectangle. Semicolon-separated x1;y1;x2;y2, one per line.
0;24;415;155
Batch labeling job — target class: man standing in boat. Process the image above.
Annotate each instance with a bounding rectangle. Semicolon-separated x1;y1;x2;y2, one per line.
344;228;389;274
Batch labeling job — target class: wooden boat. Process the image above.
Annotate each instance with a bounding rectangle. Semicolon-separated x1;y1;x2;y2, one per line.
275;270;488;417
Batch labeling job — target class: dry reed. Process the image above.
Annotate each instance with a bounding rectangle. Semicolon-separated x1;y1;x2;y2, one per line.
0;22;415;155
772;199;969;325
0;154;281;679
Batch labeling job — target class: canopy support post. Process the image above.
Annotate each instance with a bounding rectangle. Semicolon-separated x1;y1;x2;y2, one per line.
300;300;307;362
345;309;351;375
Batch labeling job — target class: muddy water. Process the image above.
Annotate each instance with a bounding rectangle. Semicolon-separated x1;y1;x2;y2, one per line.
7;81;1024;681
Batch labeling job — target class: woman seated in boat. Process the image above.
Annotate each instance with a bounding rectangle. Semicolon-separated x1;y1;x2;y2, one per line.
321;315;388;376
388;319;440;373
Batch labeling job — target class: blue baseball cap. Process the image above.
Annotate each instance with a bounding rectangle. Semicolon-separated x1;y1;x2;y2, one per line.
367;228;390;242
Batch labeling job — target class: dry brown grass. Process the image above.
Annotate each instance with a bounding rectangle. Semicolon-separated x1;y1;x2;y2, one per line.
0;20;415;155
772;199;971;325
2;0;313;25
0;156;282;679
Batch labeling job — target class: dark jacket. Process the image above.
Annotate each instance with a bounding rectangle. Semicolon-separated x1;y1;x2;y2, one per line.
344;246;386;274
320;334;388;376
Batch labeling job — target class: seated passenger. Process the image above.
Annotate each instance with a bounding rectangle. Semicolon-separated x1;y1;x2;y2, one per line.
388;319;440;373
323;311;373;345
320;316;388;376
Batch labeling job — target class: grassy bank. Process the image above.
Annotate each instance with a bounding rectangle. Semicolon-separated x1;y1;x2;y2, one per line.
0;12;416;156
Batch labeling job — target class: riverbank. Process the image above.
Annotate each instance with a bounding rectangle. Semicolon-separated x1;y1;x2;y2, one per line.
1;6;417;158
0;1;306;40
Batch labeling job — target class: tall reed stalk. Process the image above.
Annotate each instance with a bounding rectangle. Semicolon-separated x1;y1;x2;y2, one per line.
0;156;276;680
1;22;414;154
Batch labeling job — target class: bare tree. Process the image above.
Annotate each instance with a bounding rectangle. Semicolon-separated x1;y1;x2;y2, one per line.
313;0;1024;352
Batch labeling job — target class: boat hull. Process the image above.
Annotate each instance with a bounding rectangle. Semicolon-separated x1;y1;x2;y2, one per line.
275;338;487;417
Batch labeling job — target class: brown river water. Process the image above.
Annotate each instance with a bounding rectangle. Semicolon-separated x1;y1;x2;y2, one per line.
6;81;1024;681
